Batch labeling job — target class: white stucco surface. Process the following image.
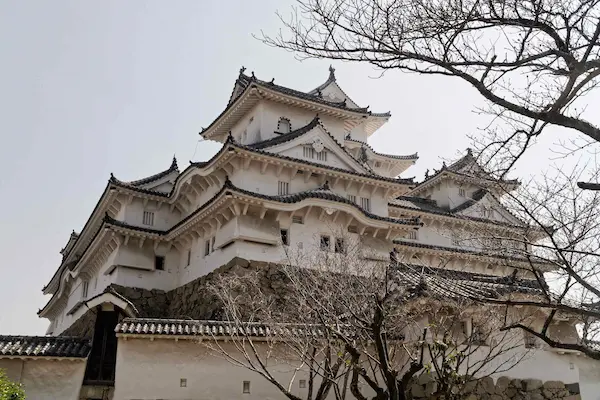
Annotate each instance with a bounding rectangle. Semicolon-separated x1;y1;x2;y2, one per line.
0;358;86;400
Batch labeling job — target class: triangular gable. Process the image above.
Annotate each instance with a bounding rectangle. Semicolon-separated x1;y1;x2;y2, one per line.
135;170;179;193
308;66;360;108
455;192;524;226
252;120;371;174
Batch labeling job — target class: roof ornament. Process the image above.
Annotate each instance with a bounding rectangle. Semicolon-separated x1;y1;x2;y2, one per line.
322;180;331;190
251;71;256;80
425;169;429;178
170;155;178;170
466;147;473;156
239;66;246;75
269;77;275;84
316;88;322;98
442;161;447;169
329;65;336;81
345;132;351;140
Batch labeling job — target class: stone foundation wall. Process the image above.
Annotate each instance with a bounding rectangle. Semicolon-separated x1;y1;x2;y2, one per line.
411;374;581;400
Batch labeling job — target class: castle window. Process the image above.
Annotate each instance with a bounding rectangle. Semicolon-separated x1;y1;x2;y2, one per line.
348;225;358;233
280;229;289;246
155;256;165;271
347;194;356;203
303;146;315;159
186;250;191;266
143;211;155;226
292;216;304;224
481;206;494;218
374;161;382;168
204;240;211;256
316;151;327;161
320;235;331;251
243;381;251;394
360;197;371;212
81;280;89;299
335;238;346;254
408;230;418;240
299;379;307;388
524;332;538;348
278;181;290;195
277;117;291;133
459;188;466;197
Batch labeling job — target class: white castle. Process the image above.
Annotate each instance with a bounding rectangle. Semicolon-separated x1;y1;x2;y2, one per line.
0;67;597;400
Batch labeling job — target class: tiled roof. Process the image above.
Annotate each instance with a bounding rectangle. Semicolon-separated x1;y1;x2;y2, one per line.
448;189;488;213
345;137;419;161
104;179;422;237
393;239;554;266
0;336;91;358
392;263;543;299
234;72;390;117
115;318;355;338
125;156;179;187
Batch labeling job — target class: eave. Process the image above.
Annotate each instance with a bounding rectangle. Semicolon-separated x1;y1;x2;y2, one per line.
393;240;557;272
408;170;520;196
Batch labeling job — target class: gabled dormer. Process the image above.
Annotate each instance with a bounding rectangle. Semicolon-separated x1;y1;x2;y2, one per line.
123;156;180;194
307;66;360;108
407;148;520;209
247;116;372;175
59;231;80;259
343;137;418;178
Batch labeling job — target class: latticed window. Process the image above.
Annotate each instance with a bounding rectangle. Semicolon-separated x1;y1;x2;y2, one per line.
408;230;418;240
335;238;346;254
278;181;289;195
360;197;371;212
81;280;89;299
303;146;315;159
277;117;291;133
292;215;304;224
320;235;331;251
316;151;327;161
142;211;155;226
280;229;289;245
459;187;466;197
347;194;356;203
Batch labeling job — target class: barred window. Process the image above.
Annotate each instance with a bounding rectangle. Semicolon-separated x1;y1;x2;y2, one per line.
360;197;371;212
347;194;356;203
142;211;155;226
278;181;289;195
316;151;327;161
303;146;315;159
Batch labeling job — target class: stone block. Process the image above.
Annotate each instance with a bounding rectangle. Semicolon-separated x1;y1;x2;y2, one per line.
496;376;511;393
510;379;523;388
411;383;425;398
563;396;581;400
480;377;495;394
417;373;434;385
543;381;565;390
424;381;438;396
524;379;543;391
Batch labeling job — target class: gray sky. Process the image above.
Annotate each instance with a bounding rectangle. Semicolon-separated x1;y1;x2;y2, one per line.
0;1;587;335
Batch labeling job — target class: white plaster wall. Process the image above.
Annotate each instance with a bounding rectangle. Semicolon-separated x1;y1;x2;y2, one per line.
576;356;600;400
0;358;86;400
113;243;180;291
123;197;180;231
114;338;361;400
229;103;262;144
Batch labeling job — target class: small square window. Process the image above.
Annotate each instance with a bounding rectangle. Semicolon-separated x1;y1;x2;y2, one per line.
280;229;289;246
155;256;165;271
320;235;330;251
278;181;290;195
180;378;187;387
299;379;306;388
81;280;89;299
143;211;155;226
243;381;251;394
335;238;345;254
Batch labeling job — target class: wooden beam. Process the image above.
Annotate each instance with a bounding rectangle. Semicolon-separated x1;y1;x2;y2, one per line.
290;168;299;180
359;226;367;235
372;229;379;238
138;237;145;249
123;235;130;246
332;211;340;223
242;203;249;215
243;158;251;170
276;164;284;177
345;180;352;191
319;208;326;221
233;202;241;216
260;161;269;174
304;171;312;183
260;208;267;219
345;216;354;229
332;177;340;188
358;182;366;196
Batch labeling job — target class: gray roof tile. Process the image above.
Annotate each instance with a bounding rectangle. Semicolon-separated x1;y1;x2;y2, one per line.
0;336;91;358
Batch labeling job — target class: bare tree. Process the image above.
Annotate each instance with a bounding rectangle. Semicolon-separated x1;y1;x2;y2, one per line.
262;0;600;357
263;0;600;175
204;234;530;400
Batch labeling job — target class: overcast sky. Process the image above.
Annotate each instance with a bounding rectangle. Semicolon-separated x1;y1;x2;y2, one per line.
0;1;589;335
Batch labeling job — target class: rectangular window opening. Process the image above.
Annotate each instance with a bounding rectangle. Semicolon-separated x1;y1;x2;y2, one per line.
316;151;327;161
280;229;289;246
360;197;371;212
155;256;165;271
243;381;251;394
408;230;417;240
299;379;307;388
278;181;290;195
303;146;315;159
347;194;356;203
320;235;331;251
348;225;358;234
82;280;89;299
143;211;155;226
335;238;345;254
186;250;191;266
459;187;466;197
292;216;304;224
204;240;211;257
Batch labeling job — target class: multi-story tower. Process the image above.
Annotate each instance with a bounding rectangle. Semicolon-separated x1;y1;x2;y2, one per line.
1;67;593;400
